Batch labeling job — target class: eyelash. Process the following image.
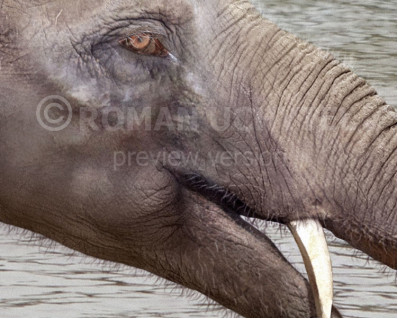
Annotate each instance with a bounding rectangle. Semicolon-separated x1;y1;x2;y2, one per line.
86;26;176;76
118;33;170;58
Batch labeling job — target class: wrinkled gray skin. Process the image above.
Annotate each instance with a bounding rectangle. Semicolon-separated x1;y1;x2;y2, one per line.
0;0;396;317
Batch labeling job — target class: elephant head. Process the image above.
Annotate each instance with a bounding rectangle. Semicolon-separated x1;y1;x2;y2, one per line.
0;0;396;317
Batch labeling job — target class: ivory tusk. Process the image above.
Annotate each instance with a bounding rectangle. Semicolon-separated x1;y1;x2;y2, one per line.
288;219;333;318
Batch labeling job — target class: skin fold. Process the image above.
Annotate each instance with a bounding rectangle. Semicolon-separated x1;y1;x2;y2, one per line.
0;0;396;317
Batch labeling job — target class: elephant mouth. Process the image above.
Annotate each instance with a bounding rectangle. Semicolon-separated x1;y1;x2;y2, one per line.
181;173;334;318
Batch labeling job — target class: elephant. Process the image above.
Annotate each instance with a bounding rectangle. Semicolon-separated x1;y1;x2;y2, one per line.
0;0;396;317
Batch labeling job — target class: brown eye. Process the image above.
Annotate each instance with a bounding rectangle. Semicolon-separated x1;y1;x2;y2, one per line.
129;34;151;50
119;33;169;57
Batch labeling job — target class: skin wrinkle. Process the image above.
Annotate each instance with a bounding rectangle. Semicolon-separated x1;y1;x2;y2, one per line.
214;28;241;85
366;142;396;197
256;36;298;102
247;20;396;264
329;76;367;124
204;102;274;214
204;5;247;62
297;60;339;139
357;141;389;194
344;95;381;142
334;87;377;127
359;115;396;173
287;57;334;139
225;25;280;95
213;128;262;212
172;190;315;317
248;92;275;202
344;101;387;154
311;68;352;122
361;116;396;159
382;174;397;221
225;20;265;105
227;40;252;106
304;61;341;129
242;27;282;103
210;1;258;46
324;127;344;178
270;45;306;134
0;0;396;316
374;172;394;216
268;43;298;92
304;73;380;185
284;59;320;119
241;1;380;234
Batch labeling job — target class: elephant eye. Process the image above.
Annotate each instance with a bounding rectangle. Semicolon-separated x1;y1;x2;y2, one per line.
119;33;169;57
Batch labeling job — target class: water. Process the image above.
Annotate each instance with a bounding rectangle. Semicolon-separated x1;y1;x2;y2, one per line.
0;226;396;317
253;0;397;108
0;0;396;317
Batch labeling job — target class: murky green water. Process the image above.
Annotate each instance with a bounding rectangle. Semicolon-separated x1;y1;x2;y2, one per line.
0;1;396;318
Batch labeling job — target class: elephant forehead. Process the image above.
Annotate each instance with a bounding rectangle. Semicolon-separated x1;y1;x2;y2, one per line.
7;0;196;26
106;0;195;24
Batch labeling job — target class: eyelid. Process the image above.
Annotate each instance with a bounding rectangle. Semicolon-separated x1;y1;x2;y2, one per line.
103;17;168;37
119;32;170;57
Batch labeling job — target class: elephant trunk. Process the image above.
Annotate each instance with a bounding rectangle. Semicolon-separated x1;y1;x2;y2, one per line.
322;91;397;268
299;57;397;269
236;16;397;268
295;47;396;269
